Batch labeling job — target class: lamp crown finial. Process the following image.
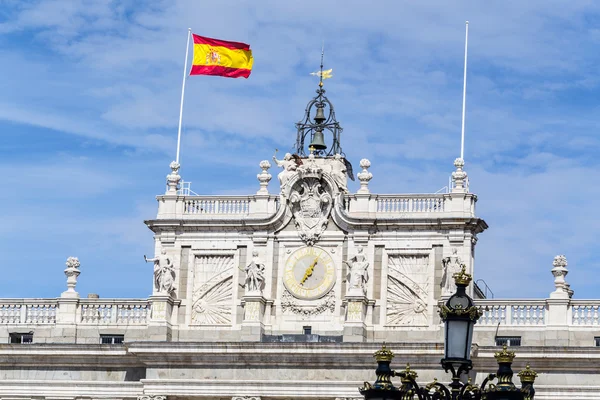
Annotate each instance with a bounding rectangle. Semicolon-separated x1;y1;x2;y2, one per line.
374;343;394;362
518;364;538;383
453;264;472;286
494;345;516;363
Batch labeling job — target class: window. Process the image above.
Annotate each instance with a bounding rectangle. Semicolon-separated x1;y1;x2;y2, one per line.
9;333;33;344
100;334;124;344
495;336;521;347
594;337;600;347
302;326;312;335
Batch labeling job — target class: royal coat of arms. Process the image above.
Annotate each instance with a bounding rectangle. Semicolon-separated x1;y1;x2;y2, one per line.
289;177;333;245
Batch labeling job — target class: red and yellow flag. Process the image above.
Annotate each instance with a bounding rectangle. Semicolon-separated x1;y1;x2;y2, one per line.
190;34;253;78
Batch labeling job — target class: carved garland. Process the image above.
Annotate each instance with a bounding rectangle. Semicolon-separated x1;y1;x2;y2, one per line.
281;289;335;318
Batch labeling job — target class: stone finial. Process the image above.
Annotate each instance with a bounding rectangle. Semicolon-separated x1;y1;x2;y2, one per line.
256;160;272;194
166;161;181;194
63;256;81;298
451;158;468;193
550;254;570;299
357;158;372;194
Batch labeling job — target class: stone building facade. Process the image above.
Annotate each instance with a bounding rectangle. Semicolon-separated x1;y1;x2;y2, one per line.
1;84;599;400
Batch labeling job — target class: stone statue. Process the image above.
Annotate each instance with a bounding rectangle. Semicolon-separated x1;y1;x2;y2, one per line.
344;246;369;295
144;249;176;294
244;250;266;294
331;154;349;193
441;248;462;296
272;152;298;187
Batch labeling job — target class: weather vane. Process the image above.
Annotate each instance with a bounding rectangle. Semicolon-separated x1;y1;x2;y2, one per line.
310;42;333;87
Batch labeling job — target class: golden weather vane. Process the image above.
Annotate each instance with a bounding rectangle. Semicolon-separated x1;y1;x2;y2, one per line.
310;42;333;86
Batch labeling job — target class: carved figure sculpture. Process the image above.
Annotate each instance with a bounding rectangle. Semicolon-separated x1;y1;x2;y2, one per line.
344;246;369;295
144;249;176;294
272;152;298;187
244;250;266;294
331;154;349;193
441;248;462;296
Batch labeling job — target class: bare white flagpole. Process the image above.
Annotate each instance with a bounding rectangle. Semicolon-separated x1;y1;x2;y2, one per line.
460;21;469;161
176;28;192;164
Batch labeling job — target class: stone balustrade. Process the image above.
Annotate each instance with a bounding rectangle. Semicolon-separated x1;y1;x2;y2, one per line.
1;297;599;330
375;194;446;213
79;299;150;324
183;196;252;215
0;299;148;326
343;193;476;217
571;301;600;326
475;300;547;326
156;192;477;220
0;300;58;324
156;194;280;219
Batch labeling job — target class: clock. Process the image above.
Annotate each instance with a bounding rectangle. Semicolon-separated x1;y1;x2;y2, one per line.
283;246;336;300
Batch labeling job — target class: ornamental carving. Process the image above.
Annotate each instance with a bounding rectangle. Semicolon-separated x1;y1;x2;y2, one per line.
191;255;234;325
386;255;429;326
281;289;335;318
288;159;333;245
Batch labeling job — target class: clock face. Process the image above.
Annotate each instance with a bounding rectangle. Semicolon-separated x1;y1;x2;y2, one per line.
283;246;336;300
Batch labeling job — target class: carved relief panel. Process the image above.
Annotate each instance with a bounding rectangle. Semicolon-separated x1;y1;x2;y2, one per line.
191;254;235;325
385;254;430;326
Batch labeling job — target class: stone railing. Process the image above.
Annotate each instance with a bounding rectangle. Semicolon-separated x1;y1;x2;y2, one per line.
375;194;446;213
571;300;600;326
0;299;149;326
342;193;477;217
183;196;252;215
475;300;547;326
155;194;281;219
80;299;150;324
0;300;58;324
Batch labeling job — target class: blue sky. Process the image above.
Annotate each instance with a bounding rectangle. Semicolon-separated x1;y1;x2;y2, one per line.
1;1;600;299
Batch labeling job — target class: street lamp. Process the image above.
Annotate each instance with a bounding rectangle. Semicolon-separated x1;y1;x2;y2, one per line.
439;265;481;394
359;266;537;400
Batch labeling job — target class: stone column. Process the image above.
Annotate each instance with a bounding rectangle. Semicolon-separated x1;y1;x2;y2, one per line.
451;158;468;193
256;160;272;195
545;255;571;346
57;257;81;342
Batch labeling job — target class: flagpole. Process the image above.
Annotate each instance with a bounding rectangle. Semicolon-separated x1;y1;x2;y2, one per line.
176;28;192;164
460;21;469;161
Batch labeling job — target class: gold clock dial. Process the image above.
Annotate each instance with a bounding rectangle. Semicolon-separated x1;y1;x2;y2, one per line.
283;246;335;300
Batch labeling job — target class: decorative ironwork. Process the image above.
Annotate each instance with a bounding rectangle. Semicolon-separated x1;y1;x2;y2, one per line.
360;344;537;400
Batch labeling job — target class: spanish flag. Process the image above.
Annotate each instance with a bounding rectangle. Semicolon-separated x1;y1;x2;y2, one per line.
190;34;253;78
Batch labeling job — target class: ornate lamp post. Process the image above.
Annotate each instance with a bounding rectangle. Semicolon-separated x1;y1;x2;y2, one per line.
359;266;537;400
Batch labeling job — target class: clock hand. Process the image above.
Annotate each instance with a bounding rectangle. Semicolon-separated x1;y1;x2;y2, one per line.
300;257;319;285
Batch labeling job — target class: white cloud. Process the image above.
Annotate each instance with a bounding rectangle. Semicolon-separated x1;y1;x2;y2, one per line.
1;0;600;299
